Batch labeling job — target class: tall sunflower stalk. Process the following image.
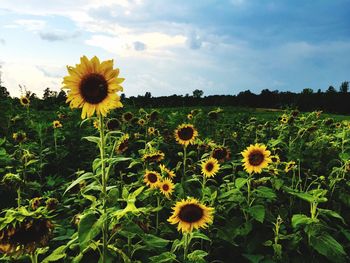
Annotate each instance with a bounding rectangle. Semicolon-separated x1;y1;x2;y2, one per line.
62;56;124;263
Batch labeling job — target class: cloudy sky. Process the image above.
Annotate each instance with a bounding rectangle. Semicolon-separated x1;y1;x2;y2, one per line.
0;0;349;98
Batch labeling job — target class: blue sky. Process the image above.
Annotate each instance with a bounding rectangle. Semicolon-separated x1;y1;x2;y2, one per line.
0;0;349;98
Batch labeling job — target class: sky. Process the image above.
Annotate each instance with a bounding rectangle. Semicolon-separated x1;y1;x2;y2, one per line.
0;0;349;98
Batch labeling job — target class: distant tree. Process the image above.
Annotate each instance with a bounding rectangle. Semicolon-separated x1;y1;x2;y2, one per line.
0;86;9;98
43;87;58;100
339;81;349;93
144;92;152;99
57;90;67;103
317;89;322;94
302;88;313;94
192;89;204;98
326;86;336;93
120;93;126;100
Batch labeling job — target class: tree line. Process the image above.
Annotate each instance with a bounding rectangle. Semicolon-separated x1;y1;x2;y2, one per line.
0;82;349;114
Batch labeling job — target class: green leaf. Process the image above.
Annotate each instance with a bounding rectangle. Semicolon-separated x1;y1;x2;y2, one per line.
291;214;313;228
255;186;276;200
83;136;100;144
187;250;208;262
64;172;94;195
309;233;346;263
149;252;176;263
318;208;346;224
42;245;67;262
143;234;169;248
242;253;264;263
191;231;211;242
78;212;104;250
235;178;248;189
248;205;265;223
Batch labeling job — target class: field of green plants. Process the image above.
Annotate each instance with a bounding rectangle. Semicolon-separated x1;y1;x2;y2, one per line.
1;57;350;263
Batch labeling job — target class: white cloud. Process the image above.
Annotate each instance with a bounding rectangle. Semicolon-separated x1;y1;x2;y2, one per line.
11;19;46;31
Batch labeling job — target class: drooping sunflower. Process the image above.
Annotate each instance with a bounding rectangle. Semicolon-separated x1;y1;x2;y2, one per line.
62;56;124;119
168;198;214;233
144;170;161;188
158;178;175;198
174;124;198;146
115;134;129;154
12;131;27;143
142;150;165;163
285;161;296;173
20;96;30;107
53;120;62;129
0;208;54;256
122;112;133;122
201;157;220;178
241;143;272;174
159;164;176;179
106;118;121;131
211;146;231;163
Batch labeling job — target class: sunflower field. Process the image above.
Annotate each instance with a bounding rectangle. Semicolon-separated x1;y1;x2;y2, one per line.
1;56;350;263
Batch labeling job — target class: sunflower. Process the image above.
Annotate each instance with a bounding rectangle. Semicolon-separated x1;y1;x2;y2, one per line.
159;178;175;198
201;157;220;178
107;118;121;131
211;146;231;163
93;119;100;129
168;198;214;233
122;112;133;122
12;131;27;143
187;113;193;120
53;120;62;128
144;170;161;188
280;114;288;124
149;110;159;122
174;124;198;146
142;151;165;163
115;134;129;154
148;127;156;136
270;155;280;164
20;96;30;107
241;143;272;174
285;161;296;173
159;164;176;178
62;56;124;119
138;118;146;126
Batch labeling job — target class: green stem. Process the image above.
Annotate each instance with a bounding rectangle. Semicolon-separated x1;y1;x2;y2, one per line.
156;196;160;234
54;130;58;159
17;187;21;208
182;146;187;193
30;252;38;263
183;233;189;261
202;176;206;200
99;115;108;263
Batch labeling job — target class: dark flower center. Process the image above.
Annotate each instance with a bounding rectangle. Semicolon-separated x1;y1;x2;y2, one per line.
162;184;169;191
147;173;158;183
212;148;226;160
248;150;264;166
178;126;194;141
117;140;128;153
107;119;120;130
80;73;108;104
22;98;29;104
205;162;214;172
123;112;133;121
178;204;204;223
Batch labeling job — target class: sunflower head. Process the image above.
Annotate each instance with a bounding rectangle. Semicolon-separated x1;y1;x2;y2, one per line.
159;164;176;178
174;124;198;146
148;127;156;136
280;114;289;124
2;173;23;190
201;157;220;178
241;143;272;174
144;170;161;188
211;146;231;163
285;161;296;173
107;118;121;131
168;198;214;233
137;118;146;126
187;114;193;120
12;131;27;143
53;120;62;129
20;96;30;107
122;112;133;122
115;134;129;154
62;56;124;119
158;178;175;198
149;110;159;122
142;151;165;163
